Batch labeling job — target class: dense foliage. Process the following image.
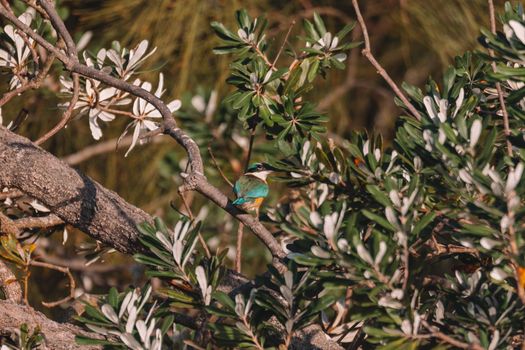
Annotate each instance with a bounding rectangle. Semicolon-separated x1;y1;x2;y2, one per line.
2;1;525;349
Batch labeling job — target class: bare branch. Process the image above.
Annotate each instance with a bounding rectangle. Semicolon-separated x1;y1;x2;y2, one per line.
487;0;512;156
36;0;78;58
13;214;63;230
351;0;421;121
0;189;23;200
0;205;62;235
0;211;20;235
36;247;130;273
29;260;75;307
0;260;22;303
62;135;167;165
0;300;101;350
0;81;39;108
35;72;80;145
235;223;244;273
208;145;233;188
421;320;484;350
272;20;295;67
0;126;152;254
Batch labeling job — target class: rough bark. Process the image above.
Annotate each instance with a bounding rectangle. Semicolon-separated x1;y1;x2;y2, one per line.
0;300;101;349
0;261;22;303
0;126;151;255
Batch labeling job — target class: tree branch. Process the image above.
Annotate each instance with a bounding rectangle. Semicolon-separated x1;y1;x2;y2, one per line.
0;260;22;303
0;126;152;254
0;300;101;350
351;0;421;121
35;72;80;145
421;320;484;350
62;134;167;165
12;214;63;230
29;259;76;307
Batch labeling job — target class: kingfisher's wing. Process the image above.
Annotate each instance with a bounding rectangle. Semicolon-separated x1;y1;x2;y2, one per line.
233;176;268;205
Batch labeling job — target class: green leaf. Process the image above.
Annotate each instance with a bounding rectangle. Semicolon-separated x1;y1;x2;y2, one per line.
307;59;320;82
336;22;356;40
233;91;255;110
235;9;251;29
460;223;498;236
313;12;327;36
362;210;396;231
211;21;239;42
303;19;320;41
288;253;333;266
75;336;116;346
412;212;436;236
212;291;236;311
83;304;110;323
161;315;175;334
366;185;391;207
108;287;118;309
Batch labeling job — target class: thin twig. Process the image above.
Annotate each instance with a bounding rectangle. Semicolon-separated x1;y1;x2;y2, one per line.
402;236;409;290
252;44;277;71
235;223;244;273
244;127;257;172
23;267;30;305
351;0;421;121
13;214;63;230
29;260;75;307
272;20;296;67
178;189;212;259
36;248;130;273
62;134;167;165
20;0;49;19
37;0;78;58
0;82;38;108
422;320;484;350
35;72;80;145
487;0;513;156
208;145;234;187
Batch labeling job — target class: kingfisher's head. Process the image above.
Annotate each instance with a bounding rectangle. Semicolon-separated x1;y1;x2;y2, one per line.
245;162;274;180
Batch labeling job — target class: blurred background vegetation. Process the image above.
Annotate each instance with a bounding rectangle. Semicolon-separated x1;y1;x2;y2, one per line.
1;0;505;317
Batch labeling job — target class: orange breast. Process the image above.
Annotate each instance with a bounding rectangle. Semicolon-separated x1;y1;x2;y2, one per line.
239;197;265;213
253;197;264;208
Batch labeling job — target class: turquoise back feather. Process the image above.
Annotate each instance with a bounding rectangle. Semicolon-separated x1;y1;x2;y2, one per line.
233;175;268;204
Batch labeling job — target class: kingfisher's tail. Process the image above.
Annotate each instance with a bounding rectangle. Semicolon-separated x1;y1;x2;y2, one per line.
232;197;247;205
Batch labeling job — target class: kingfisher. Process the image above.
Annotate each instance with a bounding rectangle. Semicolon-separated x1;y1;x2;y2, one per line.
232;163;273;215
